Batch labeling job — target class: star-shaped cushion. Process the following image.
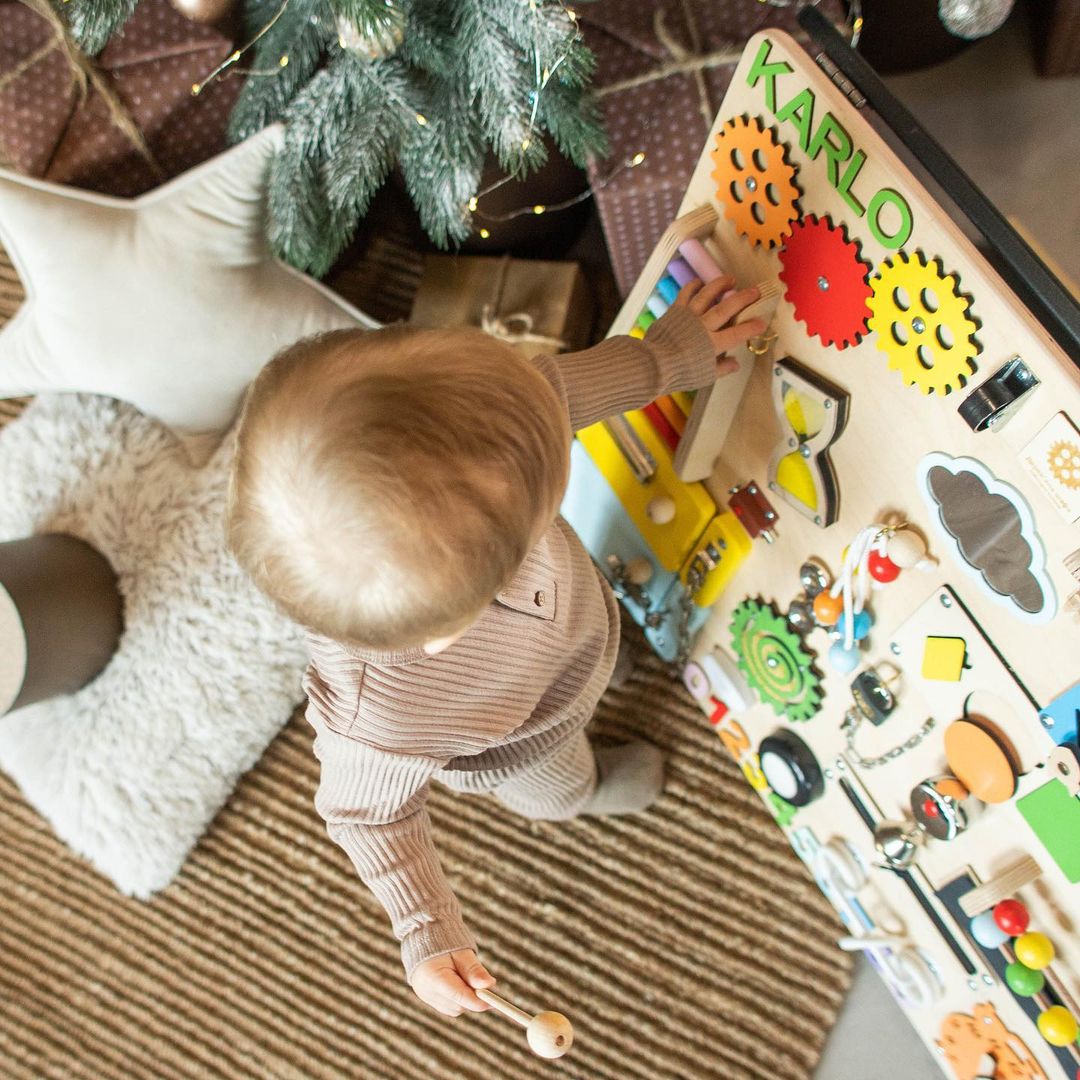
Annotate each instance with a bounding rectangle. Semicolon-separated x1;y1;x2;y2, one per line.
0;126;378;466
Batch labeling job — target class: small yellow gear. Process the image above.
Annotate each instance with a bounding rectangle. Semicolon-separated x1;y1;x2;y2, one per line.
867;251;980;395
1048;440;1080;490
710;115;800;249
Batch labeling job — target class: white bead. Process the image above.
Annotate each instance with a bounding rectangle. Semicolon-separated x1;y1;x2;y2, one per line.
646;495;676;525
887;530;928;569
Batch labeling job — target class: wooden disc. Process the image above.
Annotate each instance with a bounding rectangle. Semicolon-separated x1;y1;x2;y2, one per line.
944;718;1017;804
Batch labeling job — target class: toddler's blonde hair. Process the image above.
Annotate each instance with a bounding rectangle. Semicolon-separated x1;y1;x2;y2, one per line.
227;326;571;649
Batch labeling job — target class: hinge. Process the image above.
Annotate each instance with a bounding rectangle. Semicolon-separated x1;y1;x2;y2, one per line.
814;52;867;109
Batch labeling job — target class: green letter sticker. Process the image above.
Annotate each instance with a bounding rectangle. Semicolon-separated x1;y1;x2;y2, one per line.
746;37;793;113
775;87;816;153
867;188;914;248
807;113;853;186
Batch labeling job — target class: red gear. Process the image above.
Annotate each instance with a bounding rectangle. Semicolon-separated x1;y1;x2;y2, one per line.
778;214;872;349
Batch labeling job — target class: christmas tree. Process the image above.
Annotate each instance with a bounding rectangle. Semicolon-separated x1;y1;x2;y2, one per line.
63;0;606;275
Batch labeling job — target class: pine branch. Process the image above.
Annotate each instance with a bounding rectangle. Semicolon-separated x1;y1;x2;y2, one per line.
268;52;413;274
228;0;329;142
399;101;485;246
65;0;139;55
537;79;608;166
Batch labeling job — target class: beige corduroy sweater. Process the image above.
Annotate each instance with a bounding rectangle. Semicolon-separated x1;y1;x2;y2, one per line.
303;307;717;976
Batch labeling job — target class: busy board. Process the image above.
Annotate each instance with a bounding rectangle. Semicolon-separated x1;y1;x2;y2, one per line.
563;23;1080;1080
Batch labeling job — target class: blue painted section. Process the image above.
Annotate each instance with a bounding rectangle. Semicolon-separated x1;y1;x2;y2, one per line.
655;275;681;305
561;440;708;661
1040;679;1080;745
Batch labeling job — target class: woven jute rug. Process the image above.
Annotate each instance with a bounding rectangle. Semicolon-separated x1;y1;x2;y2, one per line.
0;247;851;1079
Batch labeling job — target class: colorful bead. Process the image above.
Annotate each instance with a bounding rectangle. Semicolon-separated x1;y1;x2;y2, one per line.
1014;931;1055;970
813;591;843;626
969;910;1010;949
993;899;1030;937
867;549;901;583
1004;961;1045;997
838;608;873;641
1037;1005;1079;1047
828;641;861;674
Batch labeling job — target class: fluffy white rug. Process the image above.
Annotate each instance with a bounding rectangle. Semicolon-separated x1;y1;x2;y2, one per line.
0;394;308;897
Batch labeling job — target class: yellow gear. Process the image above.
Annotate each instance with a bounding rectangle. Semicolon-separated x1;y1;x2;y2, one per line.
867;251;979;395
1048;439;1080;490
710;115;800;249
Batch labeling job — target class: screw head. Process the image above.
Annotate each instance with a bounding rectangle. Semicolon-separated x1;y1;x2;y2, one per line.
745;177;758;192
817;275;830;291
890;642;902;656
940;593;953;608
912;316;926;333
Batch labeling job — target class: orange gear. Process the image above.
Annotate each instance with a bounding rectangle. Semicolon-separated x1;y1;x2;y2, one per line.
711;115;800;249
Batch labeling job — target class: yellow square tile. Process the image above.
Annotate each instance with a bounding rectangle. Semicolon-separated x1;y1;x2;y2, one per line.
922;636;967;681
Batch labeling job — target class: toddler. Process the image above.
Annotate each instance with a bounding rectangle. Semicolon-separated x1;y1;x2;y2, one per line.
227;276;764;1018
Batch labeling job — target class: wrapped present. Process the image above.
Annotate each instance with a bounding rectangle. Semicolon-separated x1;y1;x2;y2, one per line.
0;0;239;197
580;0;847;296
409;254;595;360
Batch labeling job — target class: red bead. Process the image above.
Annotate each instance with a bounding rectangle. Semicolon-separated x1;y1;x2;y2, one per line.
868;549;901;583
922;798;940;818
994;898;1030;937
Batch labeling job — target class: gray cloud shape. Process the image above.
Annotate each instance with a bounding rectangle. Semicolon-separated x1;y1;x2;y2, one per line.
925;465;1046;614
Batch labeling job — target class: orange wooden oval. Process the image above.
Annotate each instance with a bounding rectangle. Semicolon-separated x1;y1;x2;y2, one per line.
944;719;1017;804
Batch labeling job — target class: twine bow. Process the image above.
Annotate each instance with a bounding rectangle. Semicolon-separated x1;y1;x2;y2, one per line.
1;0;163;179
592;2;858;130
480;307;568;353
478;256;568;353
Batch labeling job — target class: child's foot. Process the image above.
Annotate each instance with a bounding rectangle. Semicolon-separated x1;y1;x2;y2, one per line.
582;740;665;816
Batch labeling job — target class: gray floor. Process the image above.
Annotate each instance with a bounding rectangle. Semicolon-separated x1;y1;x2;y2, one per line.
812;16;1078;1080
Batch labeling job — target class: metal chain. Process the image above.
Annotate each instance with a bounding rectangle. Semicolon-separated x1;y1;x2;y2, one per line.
842;711;937;769
673;547;714;669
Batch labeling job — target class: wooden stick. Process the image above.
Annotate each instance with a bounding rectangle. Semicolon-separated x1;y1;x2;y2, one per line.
476;989;531;1027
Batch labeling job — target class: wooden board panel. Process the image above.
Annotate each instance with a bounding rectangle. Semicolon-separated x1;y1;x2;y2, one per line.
647;28;1080;1080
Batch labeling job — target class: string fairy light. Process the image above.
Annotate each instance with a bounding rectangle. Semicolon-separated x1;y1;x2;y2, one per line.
191;0;291;95
468;150;647;234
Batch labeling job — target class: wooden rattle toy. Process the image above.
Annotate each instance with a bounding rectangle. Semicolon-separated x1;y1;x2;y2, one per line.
476;989;574;1059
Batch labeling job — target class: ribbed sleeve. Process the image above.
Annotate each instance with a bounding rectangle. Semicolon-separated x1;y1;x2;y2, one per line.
533;306;717;432
310;711;475;978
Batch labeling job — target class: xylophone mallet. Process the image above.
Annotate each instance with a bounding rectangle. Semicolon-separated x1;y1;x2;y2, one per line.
476;988;575;1059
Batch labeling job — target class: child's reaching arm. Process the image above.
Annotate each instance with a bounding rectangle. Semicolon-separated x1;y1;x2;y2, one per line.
308;708;495;1016
533;274;766;432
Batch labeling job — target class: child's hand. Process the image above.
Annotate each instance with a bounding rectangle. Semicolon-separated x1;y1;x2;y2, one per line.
673;275;767;377
410;949;496;1018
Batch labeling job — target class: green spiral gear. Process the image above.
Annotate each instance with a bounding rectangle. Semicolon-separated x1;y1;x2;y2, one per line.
730;599;823;722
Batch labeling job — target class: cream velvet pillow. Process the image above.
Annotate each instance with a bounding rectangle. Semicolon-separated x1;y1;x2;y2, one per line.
0;126;378;466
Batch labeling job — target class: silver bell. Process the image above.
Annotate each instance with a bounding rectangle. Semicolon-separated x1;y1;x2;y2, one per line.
873;818;926;871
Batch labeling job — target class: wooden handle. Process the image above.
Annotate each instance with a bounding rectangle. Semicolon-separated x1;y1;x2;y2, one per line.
476;989;530;1027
